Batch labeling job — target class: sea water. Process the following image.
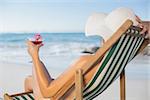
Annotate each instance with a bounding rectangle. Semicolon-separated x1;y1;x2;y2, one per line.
0;33;102;69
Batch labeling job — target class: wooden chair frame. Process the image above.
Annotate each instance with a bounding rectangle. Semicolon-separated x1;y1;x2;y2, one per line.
75;68;127;100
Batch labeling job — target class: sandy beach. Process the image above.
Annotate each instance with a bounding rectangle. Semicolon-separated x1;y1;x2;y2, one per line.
0;54;149;100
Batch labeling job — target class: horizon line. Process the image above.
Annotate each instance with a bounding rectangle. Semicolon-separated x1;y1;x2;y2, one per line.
0;32;85;34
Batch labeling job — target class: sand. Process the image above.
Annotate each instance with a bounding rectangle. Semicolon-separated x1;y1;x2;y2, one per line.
0;62;32;97
0;54;150;100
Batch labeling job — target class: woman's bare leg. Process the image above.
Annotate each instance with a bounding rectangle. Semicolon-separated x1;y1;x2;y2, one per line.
24;75;33;92
24;71;51;100
24;60;52;99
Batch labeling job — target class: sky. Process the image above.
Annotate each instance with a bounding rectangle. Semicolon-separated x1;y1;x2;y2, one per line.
0;0;149;33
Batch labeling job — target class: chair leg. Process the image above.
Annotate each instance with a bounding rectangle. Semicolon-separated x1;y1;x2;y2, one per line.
75;69;83;100
120;69;126;100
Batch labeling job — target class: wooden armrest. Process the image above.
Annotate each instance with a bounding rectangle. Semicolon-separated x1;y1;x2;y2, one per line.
4;91;33;100
4;93;12;100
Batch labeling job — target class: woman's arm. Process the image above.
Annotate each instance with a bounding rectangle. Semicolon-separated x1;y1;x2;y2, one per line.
27;41;54;97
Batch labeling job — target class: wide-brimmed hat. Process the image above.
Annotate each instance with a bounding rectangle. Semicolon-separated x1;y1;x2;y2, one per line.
85;7;139;41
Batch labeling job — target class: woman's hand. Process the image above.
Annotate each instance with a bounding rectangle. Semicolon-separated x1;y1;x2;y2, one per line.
140;21;150;39
26;40;43;59
136;16;150;39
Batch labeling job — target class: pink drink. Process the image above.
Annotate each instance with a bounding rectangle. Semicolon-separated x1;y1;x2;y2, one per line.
32;41;42;45
31;33;43;45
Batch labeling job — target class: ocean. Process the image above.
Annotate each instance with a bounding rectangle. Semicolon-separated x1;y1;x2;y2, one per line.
0;33;102;66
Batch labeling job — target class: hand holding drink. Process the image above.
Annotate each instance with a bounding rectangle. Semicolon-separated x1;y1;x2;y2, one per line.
27;33;44;62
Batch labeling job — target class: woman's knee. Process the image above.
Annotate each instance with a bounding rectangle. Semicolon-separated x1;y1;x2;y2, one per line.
24;75;33;92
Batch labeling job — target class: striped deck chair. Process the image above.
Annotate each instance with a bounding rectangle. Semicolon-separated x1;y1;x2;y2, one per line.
4;20;149;100
75;20;149;100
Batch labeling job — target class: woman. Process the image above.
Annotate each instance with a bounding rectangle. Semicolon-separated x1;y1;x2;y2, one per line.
25;8;150;99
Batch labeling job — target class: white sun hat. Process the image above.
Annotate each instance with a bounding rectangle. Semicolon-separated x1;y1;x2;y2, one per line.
85;7;139;41
85;13;113;41
105;7;139;33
